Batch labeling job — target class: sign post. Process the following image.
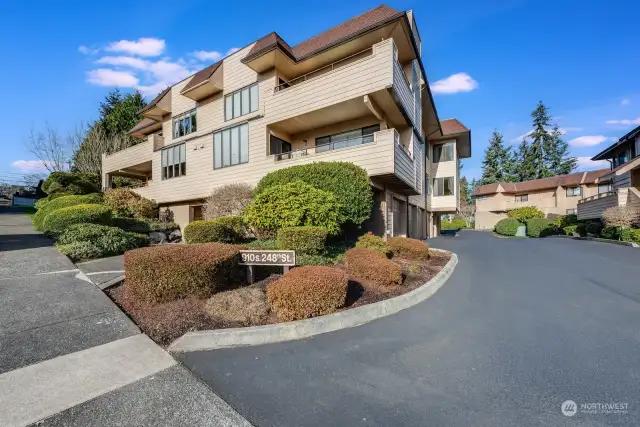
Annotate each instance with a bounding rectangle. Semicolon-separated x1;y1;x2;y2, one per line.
239;250;296;284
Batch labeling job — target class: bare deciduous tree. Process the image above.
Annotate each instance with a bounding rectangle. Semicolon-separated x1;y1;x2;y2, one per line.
203;183;254;220
23;173;47;187
25;124;70;172
68;123;130;175
603;205;639;239
458;202;476;228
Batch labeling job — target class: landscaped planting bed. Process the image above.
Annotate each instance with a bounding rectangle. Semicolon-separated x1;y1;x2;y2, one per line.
106;240;451;346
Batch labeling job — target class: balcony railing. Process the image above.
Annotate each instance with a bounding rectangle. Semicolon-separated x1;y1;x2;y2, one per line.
273;148;309;162
578;191;616;204
273;135;376;162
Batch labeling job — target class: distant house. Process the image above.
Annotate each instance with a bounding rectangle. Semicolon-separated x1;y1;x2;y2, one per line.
0;196;12;207
472;170;611;230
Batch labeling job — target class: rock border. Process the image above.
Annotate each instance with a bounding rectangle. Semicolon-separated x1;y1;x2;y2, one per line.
551;235;639;248
168;249;458;353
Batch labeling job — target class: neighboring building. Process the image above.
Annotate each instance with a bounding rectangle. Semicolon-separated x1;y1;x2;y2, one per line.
473;170;610;230
0;196;11;207
577;125;640;220
102;5;471;238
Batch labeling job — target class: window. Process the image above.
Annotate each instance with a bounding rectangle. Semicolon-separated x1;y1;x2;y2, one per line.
161;143;186;179
433;177;454;196
613;150;628;168
598;183;612;194
476;196;488;201
566;209;576;215
433;142;454;162
515;194;528;202
172;109;196;139
213;123;249;169
225;83;259;121
566;187;581;197
315;124;380;153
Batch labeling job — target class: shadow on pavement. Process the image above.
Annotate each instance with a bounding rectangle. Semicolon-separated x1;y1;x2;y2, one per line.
0;234;53;252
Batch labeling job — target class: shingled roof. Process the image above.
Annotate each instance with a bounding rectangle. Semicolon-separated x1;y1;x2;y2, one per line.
138;87;170;114
439;118;469;136
472;169;611;196
181;61;222;93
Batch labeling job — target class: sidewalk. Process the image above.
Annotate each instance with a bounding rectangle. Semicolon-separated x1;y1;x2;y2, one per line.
0;211;251;427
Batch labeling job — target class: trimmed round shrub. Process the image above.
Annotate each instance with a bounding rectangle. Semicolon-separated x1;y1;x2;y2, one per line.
387;237;429;260
125;243;242;303
344;247;402;287
103;188;157;219
601;226;619;240
205;287;269;325
56;241;103;261
507;206;544;222
57;223;148;259
266;266;348;321
495;218;521;236
276;226;328;255
184;216;246;244
585;221;603;236
32;193;103;230
41;204;111;234
244;181;342;235
42;171;100;195
441;219;467;230
526;218;551;238
355;232;390;257
620;228;640;244
254;162;373;226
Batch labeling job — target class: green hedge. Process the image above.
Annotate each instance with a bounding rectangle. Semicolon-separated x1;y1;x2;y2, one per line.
526;218;551;237
495;218;521;236
620;228;640;244
42;204;112;235
184;216;246;244
585;221;603;236
601;226;619;240
441;219;467;230
42;171;101;196
254;162;373;226
57;223;148;260
244;181;342;235
276;226;328;255
33;193;104;230
507;206;544;222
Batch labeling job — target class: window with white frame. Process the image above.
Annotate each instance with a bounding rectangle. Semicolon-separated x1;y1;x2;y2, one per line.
515;194;528;202
433;142;454;162
224;83;259;121
161;143;186;179
433;177;454;196
566;208;576;215
172;109;196;139
566;187;581;197
213;123;249;169
598;183;612;194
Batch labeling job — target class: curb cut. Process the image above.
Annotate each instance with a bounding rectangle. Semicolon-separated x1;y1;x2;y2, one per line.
168;250;458;353
551;235;639;248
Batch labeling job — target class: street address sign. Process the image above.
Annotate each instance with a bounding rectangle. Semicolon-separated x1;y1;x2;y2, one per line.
239;250;296;266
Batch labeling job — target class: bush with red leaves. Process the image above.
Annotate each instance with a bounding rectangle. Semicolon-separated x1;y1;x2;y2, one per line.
343;247;402;287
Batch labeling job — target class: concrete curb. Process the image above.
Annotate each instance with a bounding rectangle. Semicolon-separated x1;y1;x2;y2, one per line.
99;275;125;290
551;235;639;248
168;250;458;353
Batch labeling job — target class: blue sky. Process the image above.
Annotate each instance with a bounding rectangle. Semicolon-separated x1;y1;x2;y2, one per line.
1;0;639;184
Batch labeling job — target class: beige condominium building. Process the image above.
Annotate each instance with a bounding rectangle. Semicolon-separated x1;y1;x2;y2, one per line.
577;125;640;220
473;169;611;230
102;5;471;238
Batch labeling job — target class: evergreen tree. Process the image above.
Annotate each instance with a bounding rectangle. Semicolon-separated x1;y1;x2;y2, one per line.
514;138;537;182
480;130;513;185
528;101;553;179
460;176;469;205
545;125;577;175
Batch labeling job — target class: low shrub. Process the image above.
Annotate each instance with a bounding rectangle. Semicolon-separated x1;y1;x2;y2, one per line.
507;206;544;222
125;243;242;303
276;226;328;255
205;287;269;325
111;217;151;233
103;188;157;219
601;226;619;240
184;217;246;244
585;221;603;236
41;204;112;235
387;237;429;260
343;247;402;287
495;218;522;236
42;171;100;196
620;228;640;245
355;232;390;257
32;193;103;230
57;223;148;259
563;225;578;236
266;266;348;321
576;223;587;237
203;183;253;220
244;181;342;236
56;241;103;261
441;219;467;230
526;218;551;238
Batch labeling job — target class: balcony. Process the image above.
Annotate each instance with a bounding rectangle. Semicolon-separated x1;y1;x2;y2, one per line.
270;128;421;195
102;140;153;188
577;188;640;220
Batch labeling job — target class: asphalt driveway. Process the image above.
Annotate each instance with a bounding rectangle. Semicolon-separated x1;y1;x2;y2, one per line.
180;231;640;427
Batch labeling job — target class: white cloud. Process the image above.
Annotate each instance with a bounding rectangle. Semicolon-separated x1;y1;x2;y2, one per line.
106;37;165;57
146;59;191;83
226;47;240;55
96;56;149;69
86;69;139;87
191;50;223;61
510;127;582;142
430;72;478;94
78;45;99;55
137;82;169;97
558;127;582;134
576;157;609;170
568;135;612;147
606;117;640;125
621;98;631;105
10;160;49;173
512;130;533;142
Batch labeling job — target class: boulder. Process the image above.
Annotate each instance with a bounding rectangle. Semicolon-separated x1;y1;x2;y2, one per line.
149;231;167;244
168;229;182;242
